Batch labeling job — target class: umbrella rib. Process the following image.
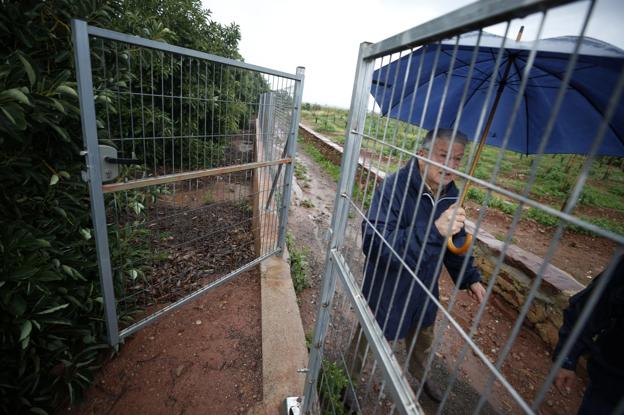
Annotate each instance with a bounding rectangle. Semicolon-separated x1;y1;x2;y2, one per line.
450;70;495;127
524;57;624;146
438;49;499;83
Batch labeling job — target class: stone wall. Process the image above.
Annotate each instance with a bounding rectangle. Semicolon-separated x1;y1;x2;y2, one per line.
298;123;585;350
467;222;584;349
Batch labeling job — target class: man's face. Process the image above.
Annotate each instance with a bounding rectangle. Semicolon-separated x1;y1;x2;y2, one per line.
419;139;465;192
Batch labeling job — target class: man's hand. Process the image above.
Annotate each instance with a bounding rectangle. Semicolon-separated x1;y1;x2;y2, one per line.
435;204;466;237
468;282;486;304
554;368;576;396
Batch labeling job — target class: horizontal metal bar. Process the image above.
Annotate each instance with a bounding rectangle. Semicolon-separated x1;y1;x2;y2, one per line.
84;23;303;81
330;248;421;415
109;131;273;143
102;159;291;193
119;249;279;339
355;130;624;245
363;0;576;59
98;89;268;107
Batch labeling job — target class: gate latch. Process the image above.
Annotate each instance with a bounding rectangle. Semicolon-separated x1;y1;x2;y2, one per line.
96;145;141;182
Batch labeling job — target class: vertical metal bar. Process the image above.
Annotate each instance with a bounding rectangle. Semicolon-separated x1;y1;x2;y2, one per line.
277;67;305;251
303;42;374;413
71;19;119;346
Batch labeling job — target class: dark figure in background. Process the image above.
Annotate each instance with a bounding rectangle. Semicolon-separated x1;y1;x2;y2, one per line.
553;255;624;414
350;129;485;402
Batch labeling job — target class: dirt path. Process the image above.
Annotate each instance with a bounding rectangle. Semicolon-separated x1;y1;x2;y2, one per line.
66;270;262;415
288;147;586;414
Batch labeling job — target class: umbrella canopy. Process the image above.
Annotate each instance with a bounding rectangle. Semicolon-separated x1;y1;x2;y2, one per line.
371;32;624;156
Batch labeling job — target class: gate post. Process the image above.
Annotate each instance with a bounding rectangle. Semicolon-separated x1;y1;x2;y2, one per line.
72;19;120;346
302;43;373;413
277;67;306;251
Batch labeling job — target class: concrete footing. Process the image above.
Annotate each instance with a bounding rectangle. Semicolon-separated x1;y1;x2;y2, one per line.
250;119;308;414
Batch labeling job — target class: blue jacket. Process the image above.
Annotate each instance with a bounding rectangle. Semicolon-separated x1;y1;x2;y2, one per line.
361;158;481;340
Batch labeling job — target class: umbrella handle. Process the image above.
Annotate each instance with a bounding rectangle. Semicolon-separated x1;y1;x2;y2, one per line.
447;233;473;255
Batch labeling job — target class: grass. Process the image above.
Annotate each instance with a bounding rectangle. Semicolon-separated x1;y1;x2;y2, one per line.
286;232;310;293
299;140;341;182
301;199;315;208
294;161;308;182
294;162;311;189
466;187;519;216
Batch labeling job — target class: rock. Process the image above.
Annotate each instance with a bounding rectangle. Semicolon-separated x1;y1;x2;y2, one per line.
195;320;202;325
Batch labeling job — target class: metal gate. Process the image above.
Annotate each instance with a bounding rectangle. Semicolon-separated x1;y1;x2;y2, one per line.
72;20;303;346
303;0;623;414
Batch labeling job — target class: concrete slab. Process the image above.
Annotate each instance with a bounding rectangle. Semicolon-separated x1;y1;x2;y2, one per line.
252;251;308;414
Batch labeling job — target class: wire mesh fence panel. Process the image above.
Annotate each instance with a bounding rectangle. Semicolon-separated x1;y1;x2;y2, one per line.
303;1;624;414
73;21;304;345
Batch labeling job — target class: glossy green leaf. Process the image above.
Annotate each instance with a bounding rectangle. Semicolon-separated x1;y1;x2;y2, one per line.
55;84;78;98
0;88;30;105
17;52;35;86
19;320;32;342
10;266;39;280
36;303;69;315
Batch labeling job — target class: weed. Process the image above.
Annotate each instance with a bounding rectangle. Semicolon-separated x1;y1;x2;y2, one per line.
488;197;518;216
301;199;315;208
294;162;308;182
318;359;350;415
159;231;173;241
203;190;214;205
579;186;624;211
466;187;486;204
525;207;559;227
352;181;376;212
305;332;313;351
236;200;253;215
286;233;310;293
568;217;624;236
467;187;518;216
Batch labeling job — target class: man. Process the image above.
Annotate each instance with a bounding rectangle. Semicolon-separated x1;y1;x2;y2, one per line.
351;128;485;403
552;255;624;414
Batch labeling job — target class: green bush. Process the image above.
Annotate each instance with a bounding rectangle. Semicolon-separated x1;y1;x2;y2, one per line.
0;0;245;413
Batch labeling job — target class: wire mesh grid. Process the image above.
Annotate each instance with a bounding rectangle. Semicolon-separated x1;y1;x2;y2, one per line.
77;25;301;341
305;1;624;414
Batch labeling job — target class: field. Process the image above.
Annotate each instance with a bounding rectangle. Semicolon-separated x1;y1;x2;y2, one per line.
300;105;624;237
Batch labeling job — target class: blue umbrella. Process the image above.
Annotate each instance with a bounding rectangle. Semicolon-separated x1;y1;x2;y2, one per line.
372;31;624;156
371;30;624;254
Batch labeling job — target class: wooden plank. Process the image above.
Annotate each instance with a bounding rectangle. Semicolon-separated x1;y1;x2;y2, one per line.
102;159;291;193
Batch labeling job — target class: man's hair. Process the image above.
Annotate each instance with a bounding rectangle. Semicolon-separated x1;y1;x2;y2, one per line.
420;128;469;152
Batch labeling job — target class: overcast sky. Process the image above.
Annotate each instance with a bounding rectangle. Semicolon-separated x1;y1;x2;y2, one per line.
202;0;624;109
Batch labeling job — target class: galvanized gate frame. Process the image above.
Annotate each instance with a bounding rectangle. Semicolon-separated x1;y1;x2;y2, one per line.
72;19;304;346
301;0;624;414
